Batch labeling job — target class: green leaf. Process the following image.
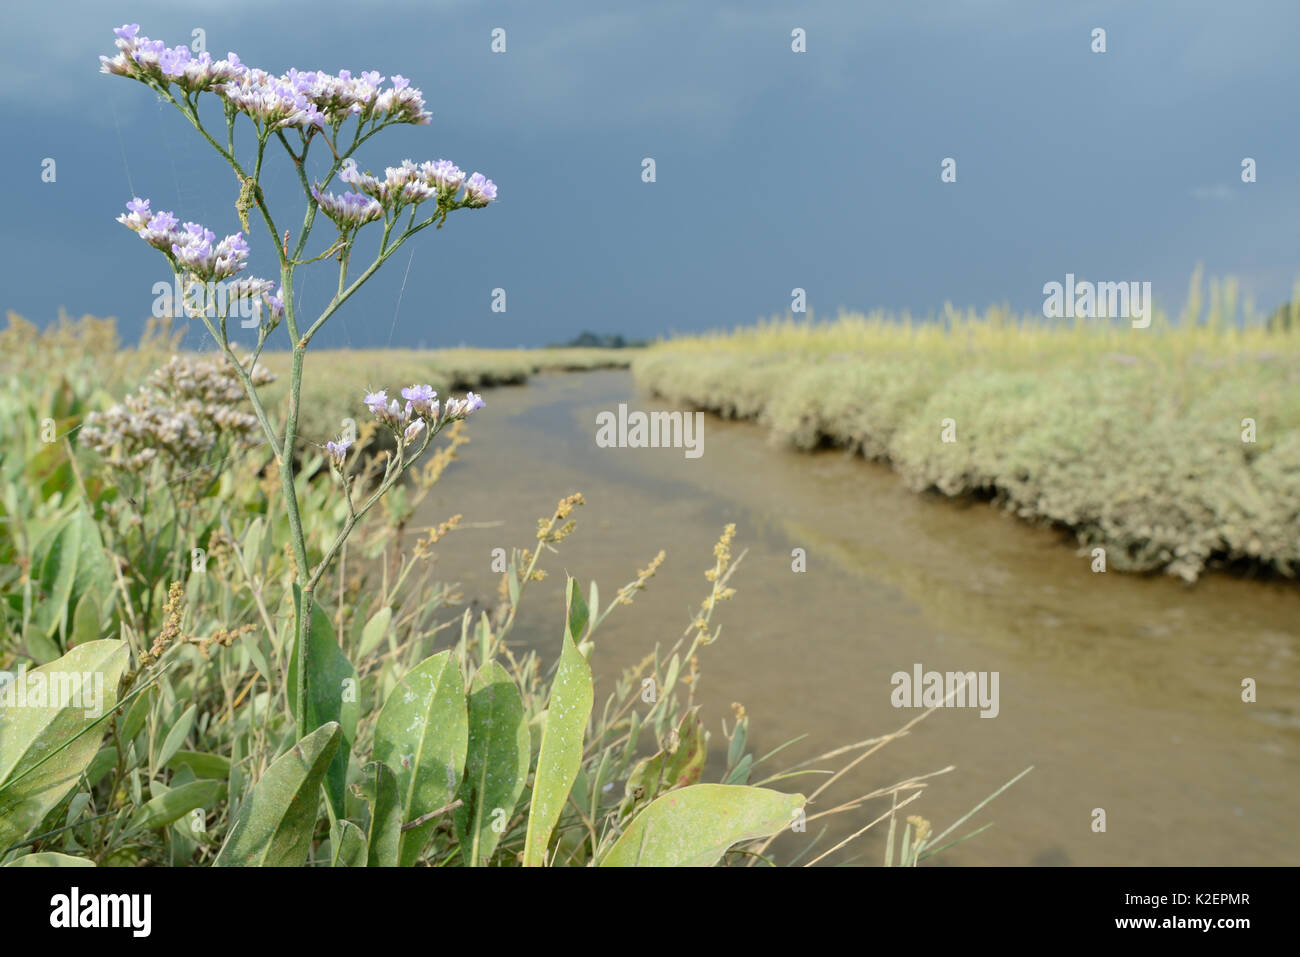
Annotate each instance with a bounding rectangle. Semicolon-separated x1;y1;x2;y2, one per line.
4;852;96;867
0;639;128;851
166;750;231;780
21;628;61;667
567;577;589;644
155;704;196;771
70;590;104;645
523;578;594;866
454;662;529;866
213;722;341;867
358;606;393;659
128;779;225;833
727;715;748;770
373;651;468;866
600;784;805;867
30;509;113;645
363;761;402;868
241;517;265;572
330;819;368;868
86;746;116;789
119;691;151;745
287;596;358;819
725;753;754;786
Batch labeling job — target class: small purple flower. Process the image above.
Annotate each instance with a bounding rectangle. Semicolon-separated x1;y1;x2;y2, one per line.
363;391;388;416
403;418;425;445
442;392;486;421
158;45;190;78
117;198;151;230
264;286;285;322
400;383;437;416
147;209;178;231
463;173;497;206
118;198;186;252
326;435;353;466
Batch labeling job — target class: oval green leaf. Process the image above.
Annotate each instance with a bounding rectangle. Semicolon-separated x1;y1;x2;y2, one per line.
523;578;594;866
213;722;341;867
373;651;468;866
362;760;402;868
4;852;96;867
330;819;368;868
128;779;225;834
0;639;128;851
287;596;359;820
600;784;805;867
454;662;529;866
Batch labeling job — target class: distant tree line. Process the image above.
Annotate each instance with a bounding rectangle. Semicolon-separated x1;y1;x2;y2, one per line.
548;330;648;348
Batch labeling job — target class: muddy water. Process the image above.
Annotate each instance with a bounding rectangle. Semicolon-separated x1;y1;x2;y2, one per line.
412;370;1300;866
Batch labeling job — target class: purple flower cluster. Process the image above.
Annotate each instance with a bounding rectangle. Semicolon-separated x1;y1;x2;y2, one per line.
118;198;250;281
118;197;180;251
310;185;384;229
445;392;487;418
215;68;327;131
363;384;485;445
336;158;497;212
118;200;282;320
99;24;244;94
101;25;432;131
172;224;250;281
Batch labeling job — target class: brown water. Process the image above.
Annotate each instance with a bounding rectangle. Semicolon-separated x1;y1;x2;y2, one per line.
412;370;1300;866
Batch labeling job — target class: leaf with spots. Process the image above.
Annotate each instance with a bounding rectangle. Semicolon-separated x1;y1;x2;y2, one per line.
373;651;468;866
523;578;593;866
454;661;529;866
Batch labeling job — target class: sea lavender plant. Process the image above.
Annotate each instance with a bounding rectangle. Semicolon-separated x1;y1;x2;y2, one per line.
101;24;498;730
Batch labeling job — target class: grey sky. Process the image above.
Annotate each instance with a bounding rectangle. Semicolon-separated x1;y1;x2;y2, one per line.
3;0;1298;348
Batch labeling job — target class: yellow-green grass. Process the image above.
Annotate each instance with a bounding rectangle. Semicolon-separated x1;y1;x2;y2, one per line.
2;312;636;462
634;276;1300;581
